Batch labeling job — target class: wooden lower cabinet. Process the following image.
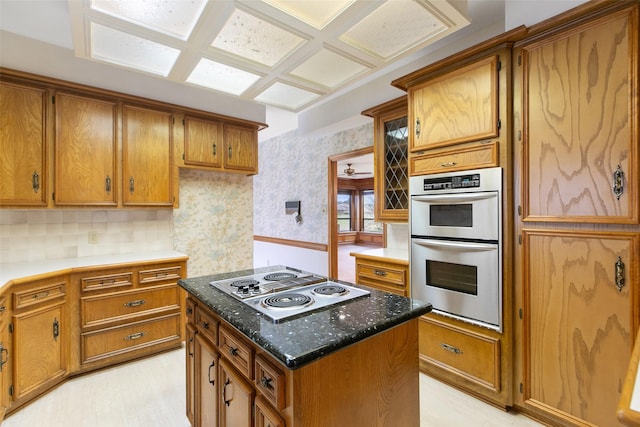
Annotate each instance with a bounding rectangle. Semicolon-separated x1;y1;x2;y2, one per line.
219;358;255;427
1;256;187;418
186;323;197;426
186;296;421;427
352;253;409;296
195;333;219;427
12;297;66;404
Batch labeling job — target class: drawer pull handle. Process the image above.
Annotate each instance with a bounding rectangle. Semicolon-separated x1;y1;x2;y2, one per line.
100;280;115;286
374;270;387;277
0;306;5;313
200;321;209;329
32;291;50;299
155;273;167;278
186;307;193;315
188;336;195;357
260;376;273;390
440;162;457;167
441;343;463;355
124;332;146;341
124;299;146;307
229;346;238;356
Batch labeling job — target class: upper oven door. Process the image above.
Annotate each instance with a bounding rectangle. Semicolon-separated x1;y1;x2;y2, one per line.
411;191;500;241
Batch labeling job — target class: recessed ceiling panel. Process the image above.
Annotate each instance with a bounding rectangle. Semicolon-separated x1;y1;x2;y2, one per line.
290;48;370;88
212;8;306;67
254;82;321;110
91;23;181;76
261;0;355;29
187;58;262;95
340;0;448;61
90;0;206;40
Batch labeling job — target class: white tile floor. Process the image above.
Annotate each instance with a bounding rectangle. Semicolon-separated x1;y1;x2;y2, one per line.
2;348;544;427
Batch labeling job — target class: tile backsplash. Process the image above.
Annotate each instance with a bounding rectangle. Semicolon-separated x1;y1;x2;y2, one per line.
0;209;174;263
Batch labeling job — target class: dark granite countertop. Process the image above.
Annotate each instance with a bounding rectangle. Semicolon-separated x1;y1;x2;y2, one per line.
178;265;432;370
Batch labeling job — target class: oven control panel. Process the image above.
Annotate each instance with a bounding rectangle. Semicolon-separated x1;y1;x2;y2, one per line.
422;173;481;191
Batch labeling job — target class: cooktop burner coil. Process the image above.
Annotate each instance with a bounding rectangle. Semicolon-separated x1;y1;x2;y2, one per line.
262;293;313;309
312;285;349;297
263;272;298;281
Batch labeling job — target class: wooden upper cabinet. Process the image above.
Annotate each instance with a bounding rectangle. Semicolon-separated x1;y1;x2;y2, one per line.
54;92;118;206
409;55;499;151
362;97;408;222
521;7;638;224
184;115;223;169
223;124;257;173
0;81;48;206
122;104;174;207
182;117;258;174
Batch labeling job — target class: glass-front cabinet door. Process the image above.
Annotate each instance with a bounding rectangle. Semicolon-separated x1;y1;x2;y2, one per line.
363;97;408;222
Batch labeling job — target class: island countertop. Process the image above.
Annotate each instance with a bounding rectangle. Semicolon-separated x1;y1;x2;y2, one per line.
178;265;432;370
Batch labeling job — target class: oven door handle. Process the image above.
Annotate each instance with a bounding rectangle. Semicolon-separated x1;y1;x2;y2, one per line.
413;239;497;251
412;192;497;203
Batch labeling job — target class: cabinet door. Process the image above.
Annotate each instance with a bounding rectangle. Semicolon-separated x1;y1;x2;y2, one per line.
522;8;638;223
223;124;257;173
184;116;223;168
410;55;498;151
54;92;118;206
195;333;218;427
219;358;254;427
122;104;174;207
375;107;409;222
0;297;11;416
186;324;196;426
0;81;48;206
12;301;66;402
523;230;638;427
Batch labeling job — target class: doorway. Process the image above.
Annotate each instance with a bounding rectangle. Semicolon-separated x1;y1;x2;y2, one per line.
328;147;383;282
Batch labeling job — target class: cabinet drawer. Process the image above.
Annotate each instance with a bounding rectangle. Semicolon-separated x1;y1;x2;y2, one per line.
81;285;180;329
14;281;66;310
357;262;406;285
81;313;181;363
410;141;498;175
185;297;196;325
195;305;218;345
219;324;254;380
81;272;133;292
139;266;182;285
419;316;500;391
255;353;286;410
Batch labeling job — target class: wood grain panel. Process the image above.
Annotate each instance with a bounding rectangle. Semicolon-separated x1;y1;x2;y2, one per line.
410;140;499;175
122;104;173;206
54;92;117;206
523;9;638;223
184;115;223;168
0;81;48;206
223;124;257;172
524;230;639;427
410;55;498;151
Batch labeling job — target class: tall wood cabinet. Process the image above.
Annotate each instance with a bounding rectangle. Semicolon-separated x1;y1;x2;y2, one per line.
0;80;48;207
362;97;409;222
513;3;639;426
391;30;522;408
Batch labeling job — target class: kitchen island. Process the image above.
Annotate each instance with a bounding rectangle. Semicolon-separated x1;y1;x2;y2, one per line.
178;265;432;427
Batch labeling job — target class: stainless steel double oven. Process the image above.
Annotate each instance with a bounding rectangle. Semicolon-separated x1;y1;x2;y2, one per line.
410;167;502;331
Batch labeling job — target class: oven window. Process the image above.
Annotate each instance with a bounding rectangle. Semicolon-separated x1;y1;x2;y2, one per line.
429;204;472;227
426;260;477;295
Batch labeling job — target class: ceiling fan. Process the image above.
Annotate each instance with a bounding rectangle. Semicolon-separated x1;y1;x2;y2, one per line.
340;163;371;177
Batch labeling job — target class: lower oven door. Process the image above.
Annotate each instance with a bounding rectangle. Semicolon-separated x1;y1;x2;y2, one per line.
411;238;501;330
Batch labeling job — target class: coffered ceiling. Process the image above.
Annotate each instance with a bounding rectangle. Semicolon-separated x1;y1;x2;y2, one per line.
65;0;469;112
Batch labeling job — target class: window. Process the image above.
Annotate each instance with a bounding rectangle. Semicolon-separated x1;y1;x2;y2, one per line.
337;191;353;232
362;190;382;232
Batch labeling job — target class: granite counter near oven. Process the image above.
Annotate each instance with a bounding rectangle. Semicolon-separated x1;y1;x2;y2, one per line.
177;265;432;369
179;265;432;427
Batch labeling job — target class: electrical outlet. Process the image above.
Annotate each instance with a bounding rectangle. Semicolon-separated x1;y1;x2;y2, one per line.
88;230;98;244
